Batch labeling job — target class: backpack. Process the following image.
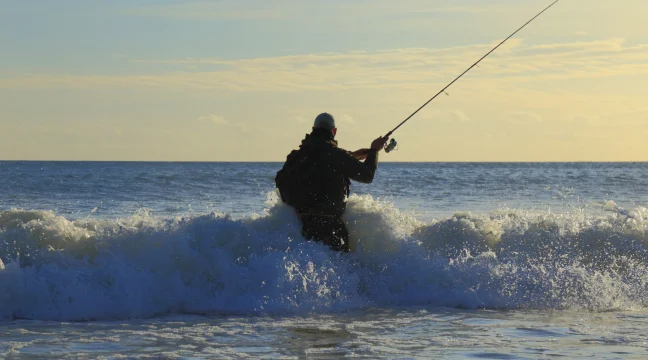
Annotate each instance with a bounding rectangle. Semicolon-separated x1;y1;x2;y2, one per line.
275;149;324;210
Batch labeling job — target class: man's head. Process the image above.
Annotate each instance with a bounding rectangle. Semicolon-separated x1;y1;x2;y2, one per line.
313;112;337;137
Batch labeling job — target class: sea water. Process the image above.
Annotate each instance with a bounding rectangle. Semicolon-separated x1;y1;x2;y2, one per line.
1;161;648;359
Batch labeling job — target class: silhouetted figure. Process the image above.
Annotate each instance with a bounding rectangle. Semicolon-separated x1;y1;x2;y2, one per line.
276;113;389;251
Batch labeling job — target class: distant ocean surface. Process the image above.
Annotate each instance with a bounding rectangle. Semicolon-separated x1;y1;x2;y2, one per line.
2;161;648;358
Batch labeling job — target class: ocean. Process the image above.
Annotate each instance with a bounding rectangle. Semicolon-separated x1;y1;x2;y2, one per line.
1;161;648;359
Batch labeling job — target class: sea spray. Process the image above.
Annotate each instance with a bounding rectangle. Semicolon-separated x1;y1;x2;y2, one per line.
1;195;648;321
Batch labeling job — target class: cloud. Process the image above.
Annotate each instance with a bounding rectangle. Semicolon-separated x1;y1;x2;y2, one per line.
338;114;356;125
124;1;291;20
448;110;471;123
512;38;626;57
508;112;543;124
292;115;309;124
197;114;229;125
194;114;257;135
3;38;648;94
417;109;471;123
123;0;518;21
569;114;601;126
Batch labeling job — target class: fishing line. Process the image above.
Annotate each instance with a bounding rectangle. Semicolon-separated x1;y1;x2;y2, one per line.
384;0;561;153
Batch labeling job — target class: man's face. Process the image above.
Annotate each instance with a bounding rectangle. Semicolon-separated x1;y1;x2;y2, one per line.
332;128;337;137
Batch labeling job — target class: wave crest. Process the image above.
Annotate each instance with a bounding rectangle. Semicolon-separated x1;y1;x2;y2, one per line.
1;195;648;321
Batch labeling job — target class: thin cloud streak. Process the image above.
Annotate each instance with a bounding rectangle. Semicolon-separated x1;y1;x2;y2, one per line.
197;114;229;125
2;38;647;93
125;2;291;21
124;0;522;21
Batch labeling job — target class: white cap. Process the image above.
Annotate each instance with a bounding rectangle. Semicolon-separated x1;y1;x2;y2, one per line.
313;113;336;130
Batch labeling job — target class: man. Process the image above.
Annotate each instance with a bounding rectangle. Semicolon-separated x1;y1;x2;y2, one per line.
276;112;389;252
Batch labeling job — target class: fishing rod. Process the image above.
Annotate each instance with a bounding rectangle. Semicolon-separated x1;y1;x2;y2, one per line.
383;0;560;153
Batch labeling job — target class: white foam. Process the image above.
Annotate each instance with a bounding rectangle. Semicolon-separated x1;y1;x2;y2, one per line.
1;196;648;321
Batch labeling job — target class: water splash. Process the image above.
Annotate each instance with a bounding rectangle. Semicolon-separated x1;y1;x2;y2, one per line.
1;195;648;321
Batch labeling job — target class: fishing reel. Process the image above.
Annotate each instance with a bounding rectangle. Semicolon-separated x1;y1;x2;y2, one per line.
384;138;398;153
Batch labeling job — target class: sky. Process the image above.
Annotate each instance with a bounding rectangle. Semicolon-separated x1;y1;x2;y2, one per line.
1;0;647;161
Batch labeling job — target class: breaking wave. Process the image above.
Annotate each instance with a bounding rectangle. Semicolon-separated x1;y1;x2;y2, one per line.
1;193;648;321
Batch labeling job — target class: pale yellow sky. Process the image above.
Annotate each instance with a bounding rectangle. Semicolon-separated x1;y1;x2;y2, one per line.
1;0;647;161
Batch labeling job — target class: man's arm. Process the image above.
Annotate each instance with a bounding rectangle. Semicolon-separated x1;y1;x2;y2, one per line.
334;136;389;184
350;148;371;160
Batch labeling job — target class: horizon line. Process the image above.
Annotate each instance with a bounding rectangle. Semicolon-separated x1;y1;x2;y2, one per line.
1;160;647;164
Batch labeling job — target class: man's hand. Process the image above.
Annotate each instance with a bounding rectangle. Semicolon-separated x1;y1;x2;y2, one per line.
370;136;390;152
350;148;371;160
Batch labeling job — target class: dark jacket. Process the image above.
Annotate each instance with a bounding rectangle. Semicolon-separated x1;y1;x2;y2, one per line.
295;128;378;217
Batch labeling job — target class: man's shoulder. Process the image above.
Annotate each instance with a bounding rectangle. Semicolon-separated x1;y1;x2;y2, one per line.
283;149;302;162
303;137;354;161
320;144;351;159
